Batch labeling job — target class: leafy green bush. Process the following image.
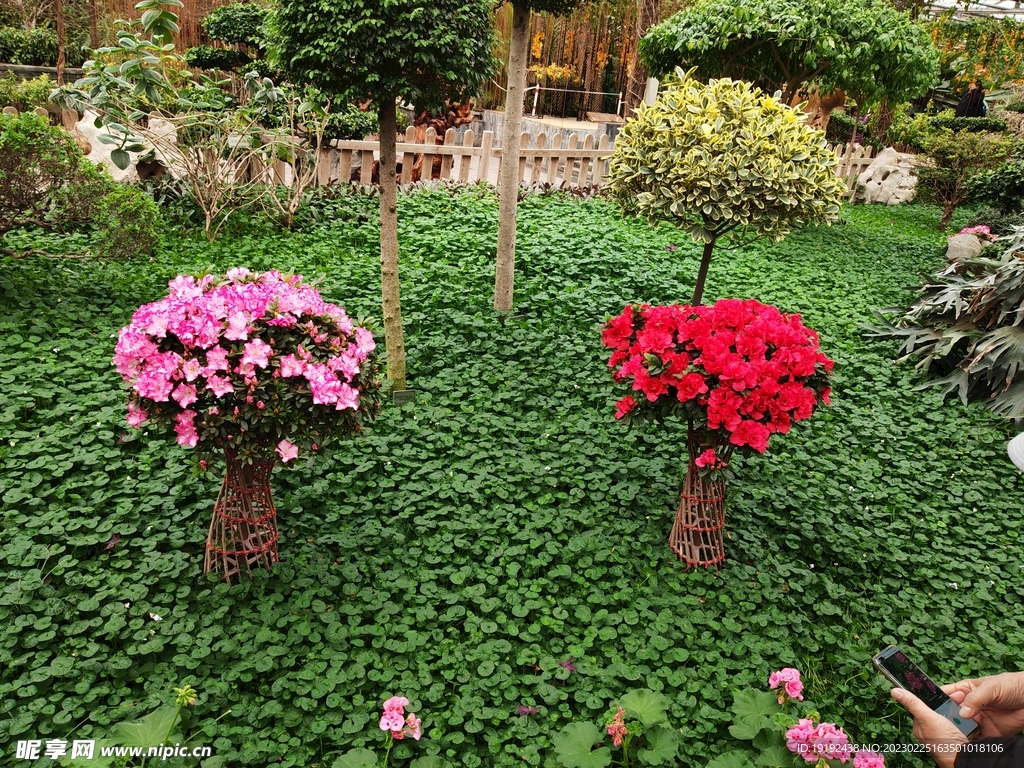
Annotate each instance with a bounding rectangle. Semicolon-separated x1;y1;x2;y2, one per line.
0;25;57;66
92;184;163;259
0;72;53;112
930;115;1009;133
184;45;252;71
606;71;845;303
965;205;1024;234
916;129;1013;229
201;2;270;48
885;107;933;150
1003;99;1024;113
0;111;85;237
969;159;1024;213
869;227;1024;419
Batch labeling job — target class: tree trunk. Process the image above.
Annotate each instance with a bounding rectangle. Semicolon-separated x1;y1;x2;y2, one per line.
378;97;407;390
55;0;65;86
494;2;531;313
691;234;717;306
624;0;660;117
89;0;99;49
668;429;727;568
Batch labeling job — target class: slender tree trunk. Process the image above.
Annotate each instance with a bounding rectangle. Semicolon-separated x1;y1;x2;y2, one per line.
494;2;531;313
378;97;407;390
691;235;717;306
55;0;65;85
624;0;660;117
89;0;99;48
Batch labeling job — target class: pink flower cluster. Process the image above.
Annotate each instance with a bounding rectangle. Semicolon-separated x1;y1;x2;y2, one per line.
768;667;804;703
957;225;996;241
603;299;833;454
605;707;628;747
786;719;855;763
113;269;379;459
378;696;421;741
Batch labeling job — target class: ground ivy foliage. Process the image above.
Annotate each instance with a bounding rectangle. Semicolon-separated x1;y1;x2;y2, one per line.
1;191;1022;768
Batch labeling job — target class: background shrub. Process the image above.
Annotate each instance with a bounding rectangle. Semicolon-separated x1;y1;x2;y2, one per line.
184;45;252;72
969;160;1024;213
0;72;53;112
964;205;1024;234
0;111;84;236
916;129;1013;228
0;26;57;66
92;184;163;259
930;115;1009;133
201;2;270;49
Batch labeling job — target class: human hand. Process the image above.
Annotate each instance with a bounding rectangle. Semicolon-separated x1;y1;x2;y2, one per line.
942;671;1024;739
891;688;966;768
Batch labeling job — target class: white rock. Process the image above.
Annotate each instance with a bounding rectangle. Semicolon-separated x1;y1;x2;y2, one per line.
946;233;982;263
855;147;918;205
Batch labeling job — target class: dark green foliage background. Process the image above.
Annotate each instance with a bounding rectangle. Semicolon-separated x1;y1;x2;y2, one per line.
1;193;1022;767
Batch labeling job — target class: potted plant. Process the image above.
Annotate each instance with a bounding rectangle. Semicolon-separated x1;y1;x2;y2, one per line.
113;268;382;583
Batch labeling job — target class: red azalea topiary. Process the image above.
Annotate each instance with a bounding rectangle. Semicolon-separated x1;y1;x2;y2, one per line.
603;298;833;466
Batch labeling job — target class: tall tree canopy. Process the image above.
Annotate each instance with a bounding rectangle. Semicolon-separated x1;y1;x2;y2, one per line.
640;0;939;105
273;0;496;391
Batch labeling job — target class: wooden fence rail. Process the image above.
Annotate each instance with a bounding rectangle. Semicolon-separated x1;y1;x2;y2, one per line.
0;104;881;195
316;126;614;188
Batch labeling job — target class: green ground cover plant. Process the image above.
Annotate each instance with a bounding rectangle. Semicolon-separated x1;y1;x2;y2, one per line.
1;192;1022;768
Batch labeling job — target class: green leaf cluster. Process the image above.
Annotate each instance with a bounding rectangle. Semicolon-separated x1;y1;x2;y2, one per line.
640;0;939;105
0;72;56;113
201;2;271;50
272;0;496;111
606;71;845;244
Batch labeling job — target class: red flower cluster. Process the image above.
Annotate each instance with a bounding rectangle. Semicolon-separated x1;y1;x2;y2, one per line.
603;299;833;454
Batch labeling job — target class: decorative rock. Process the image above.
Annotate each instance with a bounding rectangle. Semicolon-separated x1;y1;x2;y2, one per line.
2;106;18;115
855;147;918;205
946;234;982;263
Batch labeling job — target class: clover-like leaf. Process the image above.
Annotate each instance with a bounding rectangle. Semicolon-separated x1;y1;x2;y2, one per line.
552;722;613;768
410;757;453;768
619;688;670;727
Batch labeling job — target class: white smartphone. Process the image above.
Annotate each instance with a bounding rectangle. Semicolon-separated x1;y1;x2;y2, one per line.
872;645;980;740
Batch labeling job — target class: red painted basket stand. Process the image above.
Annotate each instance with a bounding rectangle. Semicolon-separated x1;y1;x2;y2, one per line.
603;299;834;568
113;269;382;583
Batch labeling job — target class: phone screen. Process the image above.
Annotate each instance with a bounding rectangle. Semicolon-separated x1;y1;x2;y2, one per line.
876;649;951;710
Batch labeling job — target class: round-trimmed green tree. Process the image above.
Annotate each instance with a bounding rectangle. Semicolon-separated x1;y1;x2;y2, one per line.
640;0;938;107
606;71;846;305
273;0;496;392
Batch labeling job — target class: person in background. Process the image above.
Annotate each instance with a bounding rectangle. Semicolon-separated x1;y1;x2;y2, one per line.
956;80;987;117
891;670;1024;768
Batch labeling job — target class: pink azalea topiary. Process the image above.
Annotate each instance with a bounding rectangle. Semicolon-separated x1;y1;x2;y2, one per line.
113;269;382;462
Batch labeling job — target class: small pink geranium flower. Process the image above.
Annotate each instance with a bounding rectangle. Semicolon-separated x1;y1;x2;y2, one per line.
275;439;298;463
786;718;818;763
769;667;804;703
854;749;885;768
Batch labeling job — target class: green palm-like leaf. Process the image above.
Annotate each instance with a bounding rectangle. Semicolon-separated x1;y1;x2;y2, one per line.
705;750;757;768
331;748;378;768
620;689;671;727
755;745;793;768
637;725;680;766
552;722;613;768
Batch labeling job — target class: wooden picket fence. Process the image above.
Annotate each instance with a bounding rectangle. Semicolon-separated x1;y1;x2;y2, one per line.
0;103;879;194
828;142;876;193
316;126;614;188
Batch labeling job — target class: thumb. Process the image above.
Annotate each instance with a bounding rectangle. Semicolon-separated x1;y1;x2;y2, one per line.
891;688;934;718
